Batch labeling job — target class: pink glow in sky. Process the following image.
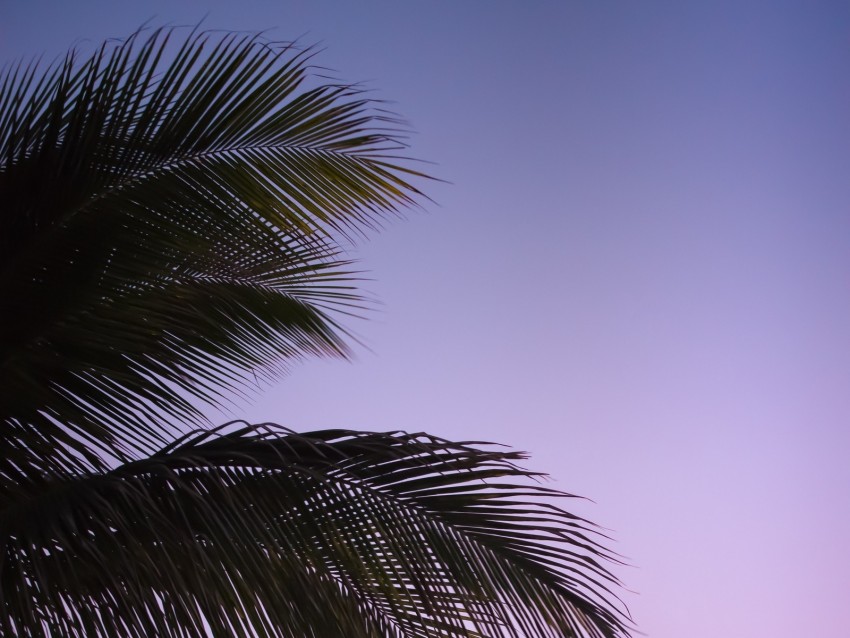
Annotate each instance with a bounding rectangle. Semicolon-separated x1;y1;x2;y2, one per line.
3;2;849;636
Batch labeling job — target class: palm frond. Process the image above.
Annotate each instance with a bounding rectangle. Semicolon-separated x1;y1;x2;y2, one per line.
0;27;428;479
1;425;631;638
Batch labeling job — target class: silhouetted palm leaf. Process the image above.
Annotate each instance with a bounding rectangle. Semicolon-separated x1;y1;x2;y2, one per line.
2;425;629;637
0;27;426;480
0;27;632;637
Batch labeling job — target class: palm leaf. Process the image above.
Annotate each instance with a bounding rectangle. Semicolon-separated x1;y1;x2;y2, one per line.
1;27;633;638
0;27;428;479
1;425;631;637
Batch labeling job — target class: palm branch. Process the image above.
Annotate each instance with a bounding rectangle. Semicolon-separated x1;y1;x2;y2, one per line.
2;425;630;637
0;27;632;637
0;26;426;479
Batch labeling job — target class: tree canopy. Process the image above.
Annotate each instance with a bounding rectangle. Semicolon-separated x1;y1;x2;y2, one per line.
0;27;631;637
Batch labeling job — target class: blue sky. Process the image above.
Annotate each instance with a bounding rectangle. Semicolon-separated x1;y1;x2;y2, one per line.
3;2;849;636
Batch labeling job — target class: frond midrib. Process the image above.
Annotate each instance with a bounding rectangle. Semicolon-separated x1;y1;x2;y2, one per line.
8;138;410;238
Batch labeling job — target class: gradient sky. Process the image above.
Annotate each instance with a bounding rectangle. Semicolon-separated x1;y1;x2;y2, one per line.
3;2;849;636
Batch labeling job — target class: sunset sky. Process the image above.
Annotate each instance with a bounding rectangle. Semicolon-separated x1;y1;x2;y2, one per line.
3;2;849;636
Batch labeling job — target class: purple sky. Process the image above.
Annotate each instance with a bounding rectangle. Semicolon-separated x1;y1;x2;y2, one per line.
3;2;849;636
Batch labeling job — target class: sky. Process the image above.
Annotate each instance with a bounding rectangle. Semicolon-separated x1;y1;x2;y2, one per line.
2;1;849;636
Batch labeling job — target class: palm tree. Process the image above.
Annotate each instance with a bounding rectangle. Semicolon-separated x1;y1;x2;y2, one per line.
0;27;631;637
